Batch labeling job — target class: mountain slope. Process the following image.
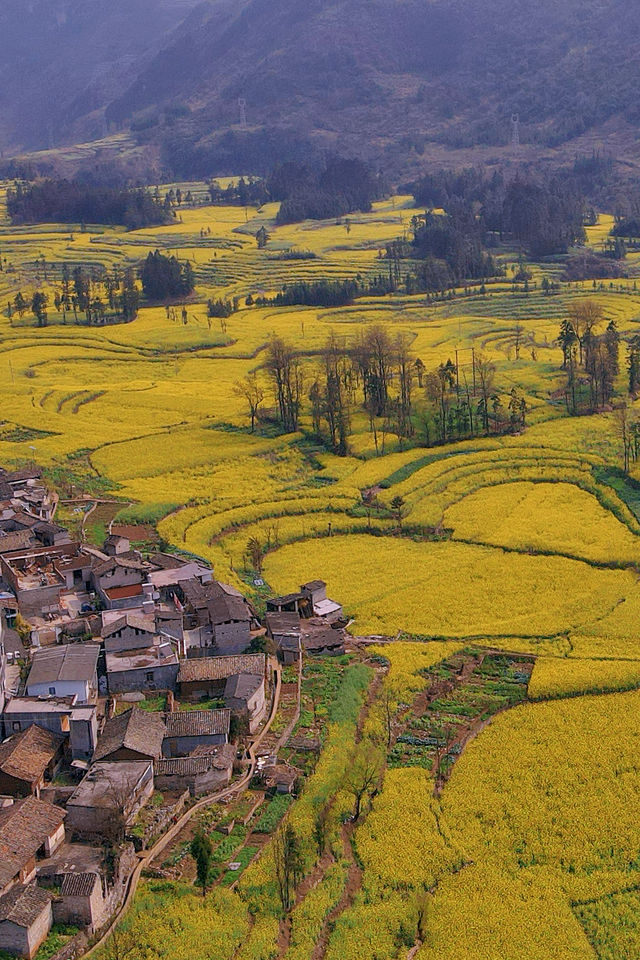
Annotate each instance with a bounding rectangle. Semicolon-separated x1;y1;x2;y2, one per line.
0;0;201;151
5;0;640;166
105;0;640;151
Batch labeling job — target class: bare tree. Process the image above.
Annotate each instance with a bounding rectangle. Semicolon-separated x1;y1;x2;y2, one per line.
416;888;432;944
616;402;631;474
512;323;524;360
266;336;304;432
474;352;496;434
395;332;414;442
312;804;330;860
234;373;265;432
103;773;133;843
246;536;264;572
322;332;351;455
568;301;604;365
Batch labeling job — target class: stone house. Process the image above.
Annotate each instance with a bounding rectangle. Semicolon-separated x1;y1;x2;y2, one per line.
93;707;166;764
26;644;99;705
0;884;52;959
2;697;98;763
103;536;130;557
180;580;257;654
303;626;346;657
162;710;230;758
265;592;311;618
0;796;66;896
266;611;301;665
0;725;66;798
148;559;212;605
91;556;148;610
65;761;154;838
54;873;104;933
177;654;267;702
224;673;266;734
0;543;88;618
105;641;179;695
31;523;71;549
101;615;157;653
154;743;235;796
301;581;343;622
262;763;299;795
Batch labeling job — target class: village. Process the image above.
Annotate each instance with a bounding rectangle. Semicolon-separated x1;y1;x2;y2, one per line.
0;466;348;960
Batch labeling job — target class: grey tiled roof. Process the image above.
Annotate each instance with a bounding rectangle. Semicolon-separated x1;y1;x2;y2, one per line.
0;797;66;889
28;644;99;686
0;884;51;927
93;706;166;761
60;872;100;898
164;709;230;738
178;654;265;684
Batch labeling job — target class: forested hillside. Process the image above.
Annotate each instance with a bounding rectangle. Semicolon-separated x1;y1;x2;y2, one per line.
4;0;640;171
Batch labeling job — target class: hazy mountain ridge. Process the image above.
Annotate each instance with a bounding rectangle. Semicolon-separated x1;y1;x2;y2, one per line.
4;0;640;167
0;0;201;151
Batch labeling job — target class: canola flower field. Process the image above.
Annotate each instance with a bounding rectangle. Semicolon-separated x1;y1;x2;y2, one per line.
4;184;640;957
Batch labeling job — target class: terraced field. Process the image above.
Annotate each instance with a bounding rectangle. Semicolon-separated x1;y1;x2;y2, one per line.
4;184;640;958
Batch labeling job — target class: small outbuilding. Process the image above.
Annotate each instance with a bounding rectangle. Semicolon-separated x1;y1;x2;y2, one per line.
0;884;52;959
105;641;179;695
154;743;235;796
56;872;104;932
224;673;266;733
266;611;301;665
177;654;266;702
262;763;298;795
65;761;154;838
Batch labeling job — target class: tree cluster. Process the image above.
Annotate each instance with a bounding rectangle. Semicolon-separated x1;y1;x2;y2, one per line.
7;180;170;230
140;250;195;302
410;167;587;259
270;158;385;226
207;297;238;319
556;302;619;414
408;209;499;291
612;216;640;239
259;326;523;454
10;263;139;327
255;274;397;310
209;177;267;207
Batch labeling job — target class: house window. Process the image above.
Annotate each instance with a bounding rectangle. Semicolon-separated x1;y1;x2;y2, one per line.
48;687;56;695
145;672;154;682
12;722;20;732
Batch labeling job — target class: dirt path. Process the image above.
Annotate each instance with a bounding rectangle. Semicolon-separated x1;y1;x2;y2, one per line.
310;825;362;960
275;663;384;960
84;665;283;958
276;849;336;955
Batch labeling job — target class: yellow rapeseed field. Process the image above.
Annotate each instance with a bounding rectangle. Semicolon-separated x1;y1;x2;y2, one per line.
528;656;640;699
3;181;640;958
263;534;636;638
445;481;640;564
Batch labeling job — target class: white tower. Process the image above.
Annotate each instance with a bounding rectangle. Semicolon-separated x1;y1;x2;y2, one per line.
511;113;520;149
238;98;248;130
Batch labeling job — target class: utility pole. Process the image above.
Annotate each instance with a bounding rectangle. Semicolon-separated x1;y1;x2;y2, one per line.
511;113;520;151
238;98;248;130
